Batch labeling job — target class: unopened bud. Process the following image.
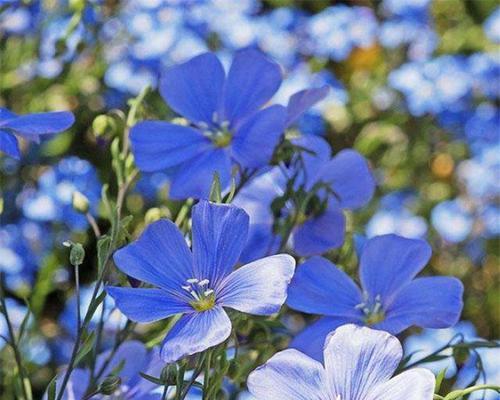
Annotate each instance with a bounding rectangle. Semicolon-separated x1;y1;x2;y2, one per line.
69;243;85;266
92;115;117;138
72;191;89;214
144;207;170;224
98;375;121;395
160;364;177;385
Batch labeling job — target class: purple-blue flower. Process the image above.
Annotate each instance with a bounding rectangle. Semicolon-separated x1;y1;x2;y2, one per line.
107;200;295;362
247;324;435;400
234;135;375;261
0;108;74;159
130;48;328;199
287;234;464;361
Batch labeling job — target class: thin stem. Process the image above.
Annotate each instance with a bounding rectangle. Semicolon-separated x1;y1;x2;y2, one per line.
161;383;169;400
202;350;212;400
86;212;101;238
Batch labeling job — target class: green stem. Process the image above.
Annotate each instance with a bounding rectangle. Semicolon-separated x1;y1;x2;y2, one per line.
202;350;213;400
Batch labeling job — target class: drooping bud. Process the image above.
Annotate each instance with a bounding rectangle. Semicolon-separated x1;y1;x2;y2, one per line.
92;115;117;138
98;375;121;395
72;191;89;214
66;242;85;267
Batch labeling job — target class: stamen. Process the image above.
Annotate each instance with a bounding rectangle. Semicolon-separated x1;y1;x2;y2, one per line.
198;279;210;286
186;278;199;284
204;289;214;296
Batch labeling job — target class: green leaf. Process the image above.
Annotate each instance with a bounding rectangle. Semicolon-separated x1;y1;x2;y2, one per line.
435;368;447;394
139;372;164;385
46;376;57;400
74;331;96;366
97;235;111;274
83;291;106;327
209;172;222;203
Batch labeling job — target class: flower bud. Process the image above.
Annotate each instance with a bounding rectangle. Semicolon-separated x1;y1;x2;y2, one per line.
92;115;117;138
98;375;121;395
72;191;89;214
160;364;177;385
69;243;85;266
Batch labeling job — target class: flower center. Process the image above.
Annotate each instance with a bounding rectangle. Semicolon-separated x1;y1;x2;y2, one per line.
182;278;216;312
201;118;232;148
355;294;385;326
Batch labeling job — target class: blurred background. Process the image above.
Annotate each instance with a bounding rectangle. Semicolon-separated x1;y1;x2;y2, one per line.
0;0;499;397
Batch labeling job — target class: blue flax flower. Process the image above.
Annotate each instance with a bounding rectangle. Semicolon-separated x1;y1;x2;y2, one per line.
247;324;435;400
287;234;464;361
107;200;295;362
234;135;375;261
130;48;327;199
0;108;74;159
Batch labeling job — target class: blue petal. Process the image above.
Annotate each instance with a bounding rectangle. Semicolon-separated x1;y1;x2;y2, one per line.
106;287;192;323
320;149;375;209
160;305;231;363
377;277;464;334
52;369;90;400
130;121;210;172
218;254;295;315
0;130;20;159
240;222;279;264
223;48;282;125
160;53;225;126
0;108;17;122
285;86;330;127
170;148;231;200
191;200;249;287
1;111;74;136
359;235;432;307
324;324;402;399
366;369;436;400
287;256;363;318
232;105;286;168
113;219;193;292
96;340;148;384
290;135;331;190
247;349;327;400
291;200;345;256
290;316;356;362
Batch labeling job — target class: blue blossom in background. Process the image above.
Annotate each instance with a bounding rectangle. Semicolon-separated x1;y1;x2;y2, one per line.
0;0;40;36
304;5;378;61
366;191;428;239
0;108;74;159
20;156;102;230
287;234;463;361
484;7;500;43
431;200;473;243
247;324;435;400
107;200;295;362
234;135;375;261
130;49;327;199
52;341;164;400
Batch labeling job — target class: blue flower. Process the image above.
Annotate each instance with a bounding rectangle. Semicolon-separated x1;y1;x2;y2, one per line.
0;108;74;159
286;234;464;361
234;135;375;261
51;341;164;400
484;7;500;44
247;324;435;400
130;48;326;199
431;200;473;243
107;200;295;363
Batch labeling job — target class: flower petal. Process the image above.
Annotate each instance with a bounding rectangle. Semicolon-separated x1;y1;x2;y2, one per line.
191;200;249;286
0;130;20;159
232;105;286;169
106;287;192;323
130;121;210;172
160;305;231;363
160;53;225;126
290;316;357;362
240;222;279;264
376;277;464;334
113;219;193;292
359;234;432;306
169;148;231;200
287;256;363;318
366;369;435;400
1;111;74;136
291;200;345;256
285;86;330;127
247;349;328;400
290;135;331;190
224;48;282;125
218;254;295;315
319;149;375;209
324;324;402;400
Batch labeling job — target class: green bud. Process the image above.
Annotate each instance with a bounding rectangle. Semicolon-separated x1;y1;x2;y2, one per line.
160;364;177;385
98;375;121;395
92;115;117;138
0;197;3;215
144;207;170;224
69;0;85;12
69;243;85;266
72;191;89;214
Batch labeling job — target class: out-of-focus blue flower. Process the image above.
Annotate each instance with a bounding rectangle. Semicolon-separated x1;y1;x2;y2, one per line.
0;220;50;290
234;135;375;260
484;7;500;43
389;56;472;116
0;108;74;159
0;0;40;36
52;341;164;400
133;171;169;202
0;298;27;349
287;234;464;361
107;201;295;363
304;5;378;61
379;0;437;60
247;324;435;399
130;49;327;199
366;191;428;239
468;53;500;101
20;156;102;230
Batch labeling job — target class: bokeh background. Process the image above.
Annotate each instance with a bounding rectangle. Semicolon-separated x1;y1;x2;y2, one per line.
1;0;499;398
